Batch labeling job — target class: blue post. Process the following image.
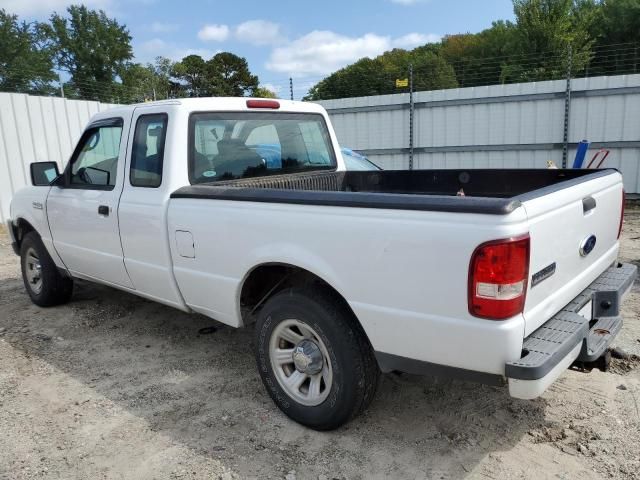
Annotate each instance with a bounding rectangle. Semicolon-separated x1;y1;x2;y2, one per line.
572;140;590;168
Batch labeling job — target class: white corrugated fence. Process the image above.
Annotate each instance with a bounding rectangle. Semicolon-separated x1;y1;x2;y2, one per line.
0;93;118;223
318;74;640;194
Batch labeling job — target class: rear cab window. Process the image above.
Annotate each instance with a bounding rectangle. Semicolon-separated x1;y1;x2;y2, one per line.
130;114;168;188
188;112;336;184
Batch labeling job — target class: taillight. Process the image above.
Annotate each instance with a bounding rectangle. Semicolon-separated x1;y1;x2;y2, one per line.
468;235;530;320
246;99;280;109
618;189;625;239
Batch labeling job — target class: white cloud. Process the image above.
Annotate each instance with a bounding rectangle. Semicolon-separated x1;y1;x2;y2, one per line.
236;20;283;46
266;30;440;77
149;21;179;33
267;31;390;77
0;0;113;16
392;32;441;48
261;83;281;94
197;24;230;42
136;38;215;62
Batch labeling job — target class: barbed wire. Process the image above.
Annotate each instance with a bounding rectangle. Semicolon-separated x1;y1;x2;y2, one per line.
2;42;640;102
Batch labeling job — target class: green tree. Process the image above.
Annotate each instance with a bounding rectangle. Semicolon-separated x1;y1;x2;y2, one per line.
588;0;640;75
119;56;178;102
0;9;56;95
42;5;132;101
172;54;208;97
173;52;259;97
306;57;390;100
399;48;458;91
118;63;156;102
508;0;593;81
597;0;640;44
253;86;278;98
206;52;259;96
305;47;457;100
440;21;519;87
153;56;183;99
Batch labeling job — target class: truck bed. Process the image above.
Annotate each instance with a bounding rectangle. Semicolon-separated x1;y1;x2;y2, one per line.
171;168;616;215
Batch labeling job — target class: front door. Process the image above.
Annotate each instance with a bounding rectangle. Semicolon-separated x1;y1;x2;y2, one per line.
47;116;134;288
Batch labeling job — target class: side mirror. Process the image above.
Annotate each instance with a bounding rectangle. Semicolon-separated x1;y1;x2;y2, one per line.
30;162;60;186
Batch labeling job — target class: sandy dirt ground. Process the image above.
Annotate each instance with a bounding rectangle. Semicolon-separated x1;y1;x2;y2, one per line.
0;209;639;480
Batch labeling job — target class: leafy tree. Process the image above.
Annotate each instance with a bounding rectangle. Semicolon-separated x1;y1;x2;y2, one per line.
253;86;278;98
120;56;179;102
206;52;259;96
41;5;132;101
596;0;640;44
119;63;157;102
400;48;458;91
153;56;183;99
173;52;259;97
508;0;593;81
0;9;56;95
305;48;457;100
306;57;391;100
172;54;208;97
440;21;519;87
588;0;640;75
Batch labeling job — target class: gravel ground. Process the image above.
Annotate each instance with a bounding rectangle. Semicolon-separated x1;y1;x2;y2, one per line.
0;210;639;480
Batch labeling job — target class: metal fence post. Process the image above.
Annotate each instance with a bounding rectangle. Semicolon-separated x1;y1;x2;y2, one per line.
562;46;573;168
409;63;414;170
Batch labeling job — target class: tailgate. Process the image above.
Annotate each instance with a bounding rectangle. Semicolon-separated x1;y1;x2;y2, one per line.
521;170;623;336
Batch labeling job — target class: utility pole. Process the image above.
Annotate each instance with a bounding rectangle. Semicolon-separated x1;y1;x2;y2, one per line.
58;74;64;98
289;77;294;101
409;63;414;170
562;46;573;168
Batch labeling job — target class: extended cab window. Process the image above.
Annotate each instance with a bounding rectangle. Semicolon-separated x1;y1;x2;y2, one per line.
70;121;123;188
130;114;168;188
189;113;336;184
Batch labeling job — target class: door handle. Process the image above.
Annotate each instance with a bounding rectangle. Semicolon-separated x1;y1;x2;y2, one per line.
98;205;110;216
582;196;596;214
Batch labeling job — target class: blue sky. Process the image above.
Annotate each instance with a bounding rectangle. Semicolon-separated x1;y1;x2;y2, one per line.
2;0;515;97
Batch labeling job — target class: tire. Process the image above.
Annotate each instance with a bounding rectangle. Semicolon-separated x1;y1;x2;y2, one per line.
20;231;73;307
254;286;379;430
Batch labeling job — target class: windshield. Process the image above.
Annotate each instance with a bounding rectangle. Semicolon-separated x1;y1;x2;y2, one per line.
341;148;381;171
189;112;336;184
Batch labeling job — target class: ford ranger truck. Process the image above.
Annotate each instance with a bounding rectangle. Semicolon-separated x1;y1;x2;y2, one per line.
7;97;636;430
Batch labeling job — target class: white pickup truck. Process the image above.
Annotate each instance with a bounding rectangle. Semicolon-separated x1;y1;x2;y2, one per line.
7;97;636;430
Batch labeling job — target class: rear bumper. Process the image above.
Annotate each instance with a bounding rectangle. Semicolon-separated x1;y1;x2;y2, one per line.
6;219;19;255
506;262;637;399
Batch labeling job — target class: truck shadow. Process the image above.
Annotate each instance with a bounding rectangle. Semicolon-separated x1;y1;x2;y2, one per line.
2;278;550;479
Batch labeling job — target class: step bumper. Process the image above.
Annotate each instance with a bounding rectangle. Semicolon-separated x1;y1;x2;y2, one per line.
506;262;637;399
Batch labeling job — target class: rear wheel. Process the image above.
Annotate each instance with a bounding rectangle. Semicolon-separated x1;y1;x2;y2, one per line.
20;231;73;307
254;286;379;430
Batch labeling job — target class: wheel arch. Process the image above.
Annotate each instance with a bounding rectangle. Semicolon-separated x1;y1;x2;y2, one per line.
12;215;67;271
12;217;38;250
238;262;370;342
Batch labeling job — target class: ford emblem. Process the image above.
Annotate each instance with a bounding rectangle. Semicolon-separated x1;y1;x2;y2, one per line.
579;235;597;257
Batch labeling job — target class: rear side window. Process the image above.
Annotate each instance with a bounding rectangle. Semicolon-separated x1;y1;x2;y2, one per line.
130;114;168;188
189;112;336;184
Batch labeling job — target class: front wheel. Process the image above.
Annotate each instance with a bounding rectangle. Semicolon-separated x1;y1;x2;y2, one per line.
254;287;379;430
20;231;73;307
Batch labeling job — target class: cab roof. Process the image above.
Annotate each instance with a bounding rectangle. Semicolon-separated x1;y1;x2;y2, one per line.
90;97;327;123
